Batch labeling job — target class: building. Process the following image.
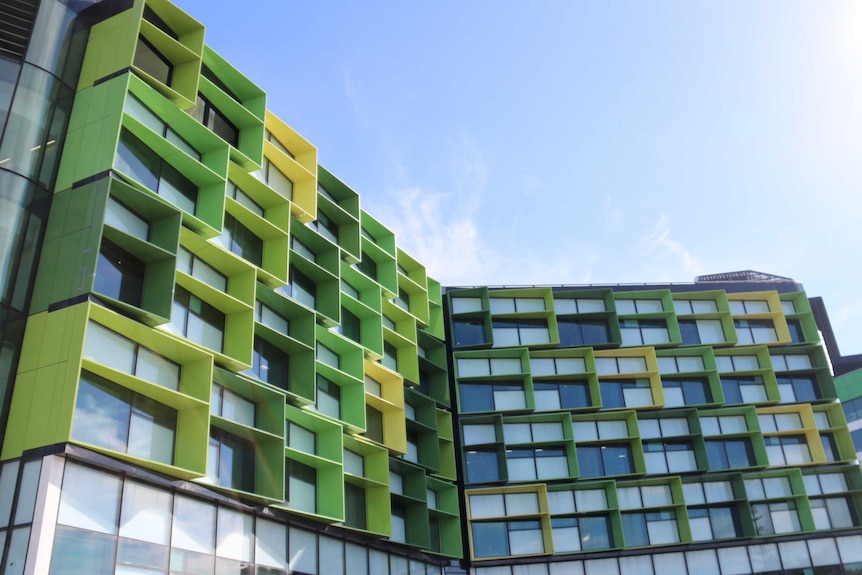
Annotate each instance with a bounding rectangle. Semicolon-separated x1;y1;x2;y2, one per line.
1;1;862;575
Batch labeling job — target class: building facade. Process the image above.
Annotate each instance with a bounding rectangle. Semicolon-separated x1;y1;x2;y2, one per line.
1;1;862;575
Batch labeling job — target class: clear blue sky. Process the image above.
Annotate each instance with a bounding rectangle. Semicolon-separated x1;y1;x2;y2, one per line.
175;0;862;355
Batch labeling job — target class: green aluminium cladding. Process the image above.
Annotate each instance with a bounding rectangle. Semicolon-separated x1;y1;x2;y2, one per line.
0;0;458;560
448;285;862;562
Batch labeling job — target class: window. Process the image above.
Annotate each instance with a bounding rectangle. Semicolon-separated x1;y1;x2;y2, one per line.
316;182;337;203
143;5;177;38
489;297;545;313
621;510;679;546
787;319;805;343
134;37;173;85
661;378;711;407
341;307;361;343
210;384;254;427
469;491;540;519
289;266;316;309
595;356;647;374
171;286;225;352
688;506;741;541
599;379;653;408
554;298;606;314
125;94;199;160
557;319;611;346
700;414;748;435
471;520;544;558
705;439;755;470
643;441;697;473
617;484;674;509
344;482;366;529
343;449;365;476
453;319;487;346
751;501;801;535
678;319;725;345
460;381;526;412
657;355;705;374
83;321;180;391
615;298;664;314
715;355;760;372
683;480;735;505
193;94;238;146
313;210;338;243
674;299;718;315
451;297;483;314
177;247;227;291
577;445;634;478
758;412;803;432
356;253;377;280
405;431;419;462
207;428;255;492
506;448;569;481
729;300;771;315
465;450;502;483
776;375;819;403
744;476;793;499
550;516;612;552
735;320;778;344
462;424;497;445
534;381;591;411
227;181;264;217
392;288;410;312
93;238;146;307
219;214;263;267
764;435;812;466
721;376;768;404
341;279;360;300
458;357;522;377
530;356;586;376
250;337;290;390
639;417;690;438
291;235;316;263
821;433;841;462
286;422;316;453
363;406;383;444
72;373;176;464
286;459;316;514
492;320;550;346
573;419;629;441
255;156;293;199
316;342;340;369
364;375;382;397
255;301;289;334
771;354;813;371
115;128;197;214
382;341;398;371
804;472;849;495
315;375;340;420
105;195;150;239
810;497;856;530
391;504;406;543
504;422;564;443
620;319;669;346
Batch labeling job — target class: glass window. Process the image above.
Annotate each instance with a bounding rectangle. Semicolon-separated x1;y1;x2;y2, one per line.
620;319;670;346
286;459;317;514
171;286;225;352
777;375;819;403
193;94;238;146
105;196;149;239
661;377;710;407
460;381;526;413
492;320;550;346
50;527;116;575
452;297;483;314
721;376;768;404
289;266;316;309
255;301;289;334
471;520;544;558
251;337;290;391
315;375;340;419
465;450;502;483
810;496;856;530
72;374;176;464
600;379;653;408
119;480;172;544
211;384;255;427
207;428;255;492
57;463;122;534
177;247;227;291
227;181;265;217
557;319;611;346
94;237;145;306
764;435;812;466
255;519;287;569
704;439;754;470
534;381;591;411
751;501;801;535
453;319;487;346
216;507;253;561
577;445;634;478
219;214;263;267
506;448;569;481
134;37;172;85
172;495;216;553
735;319;778;344
344;483;367;529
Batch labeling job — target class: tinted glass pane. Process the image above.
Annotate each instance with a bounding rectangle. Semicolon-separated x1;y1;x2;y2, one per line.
94;238;144;306
344;483;366;529
577;446;603;478
472;522;508;558
134;37;172;84
460;383;494;412
603;445;634;475
679;320;700;345
454;320;486;347
115;128;160;191
466;450;500;483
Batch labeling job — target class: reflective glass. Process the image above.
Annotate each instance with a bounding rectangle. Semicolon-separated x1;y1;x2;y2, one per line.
119;480;172;544
57;463;121;534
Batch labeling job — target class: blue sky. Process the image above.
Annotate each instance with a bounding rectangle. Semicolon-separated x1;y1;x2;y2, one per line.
175;1;862;355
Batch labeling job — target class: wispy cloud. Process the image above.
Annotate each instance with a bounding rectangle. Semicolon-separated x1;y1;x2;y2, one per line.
637;214;703;278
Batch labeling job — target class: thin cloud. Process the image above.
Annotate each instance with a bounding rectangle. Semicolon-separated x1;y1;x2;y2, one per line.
638;214;703;278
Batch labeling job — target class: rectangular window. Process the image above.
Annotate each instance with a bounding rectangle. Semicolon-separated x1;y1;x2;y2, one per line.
343;449;365;476
286;422;316;453
286;459;316;514
465;450;502;483
177;247;227;291
764;435;812;466
460;381;526;412
471;520;544;558
503;422;564;443
758;412;803;432
451;297;483;314
341;307;361;343
657;355;705;374
210;384;255;427
492;320;551;346
462;424;497;445
622;510;679;546
207;428;255;492
289;266;316;309
661;377;711;407
617;484;674;509
638;417;690;439
530;356;587;376
554;298;606;314
134;37;173;85
599;379;653;408
316;343;340;369
705;439;755;470
453;319;487;347
115;128;197;214
489;297;545;314
735;319;778;344
715;355;760;372
810;497;856;530
674;299;718;315
620;319;670;346
506;448;569;481
458;357;522;377
700;415;748;435
382;341;398;371
250;337;290;390
291;235;316;263
83;321;180;391
344;483;366;529
679;319;726;345
577;445;634;478
573;419;629;441
315;375;340;420
643;441;697;473
72;373;176;464
105;195;150;239
356;252;377;281
721;376;768;404
616;298;664;314
255;301;289;335
313;210;338;244
751;501;801;535
688;506;741;541
595;356;647;375
745;476;793;500
777;375;819;403
729;300;771;315
193;94;238;146
557;319;611;346
364;406;384;444
219;214;263;267
227;181;265;217
550;516;612;552
95;238;145;307
171;287;225;352
534;381;591;411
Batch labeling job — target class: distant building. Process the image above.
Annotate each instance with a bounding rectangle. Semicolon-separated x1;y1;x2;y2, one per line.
1;1;861;574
